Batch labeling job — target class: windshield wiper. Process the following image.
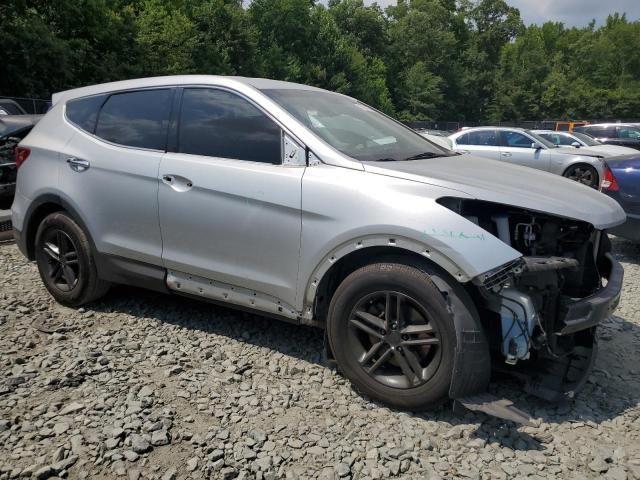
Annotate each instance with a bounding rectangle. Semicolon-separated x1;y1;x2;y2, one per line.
403;151;456;160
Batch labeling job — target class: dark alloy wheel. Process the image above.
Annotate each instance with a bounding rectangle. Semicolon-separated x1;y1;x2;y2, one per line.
347;291;442;389
564;164;599;188
35;212;110;306
39;229;80;292
327;262;462;410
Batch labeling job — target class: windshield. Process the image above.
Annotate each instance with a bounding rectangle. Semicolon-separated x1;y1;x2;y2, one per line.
261;88;450;162
572;132;601;146
524;130;557;149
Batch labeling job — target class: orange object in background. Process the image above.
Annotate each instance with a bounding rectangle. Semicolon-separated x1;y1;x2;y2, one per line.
555;121;589;132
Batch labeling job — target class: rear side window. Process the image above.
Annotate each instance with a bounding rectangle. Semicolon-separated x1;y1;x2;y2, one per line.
177;88;282;163
457;130;497;146
95;89;172;150
66;95;107;133
585;126;614;138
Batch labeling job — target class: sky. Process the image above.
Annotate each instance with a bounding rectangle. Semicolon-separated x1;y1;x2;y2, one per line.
364;0;640;27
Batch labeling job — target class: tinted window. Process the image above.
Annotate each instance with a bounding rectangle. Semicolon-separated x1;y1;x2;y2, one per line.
178;89;281;163
617;126;640;139
95;89;171;150
457;130;497;146
584;126;614;138
66;95;107;133
500;131;534;148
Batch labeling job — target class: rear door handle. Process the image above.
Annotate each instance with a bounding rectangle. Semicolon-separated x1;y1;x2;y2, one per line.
66;157;90;172
501;152;512;157
161;174;193;192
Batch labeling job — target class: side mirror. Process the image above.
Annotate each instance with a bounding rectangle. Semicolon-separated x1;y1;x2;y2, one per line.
571;142;581;148
531;142;542;150
282;133;306;166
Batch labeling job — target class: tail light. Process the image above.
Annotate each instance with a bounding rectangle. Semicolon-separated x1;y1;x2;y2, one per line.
15;147;31;169
601;164;619;192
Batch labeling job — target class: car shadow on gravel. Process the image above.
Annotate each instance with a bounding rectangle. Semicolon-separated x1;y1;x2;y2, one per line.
89;278;640;453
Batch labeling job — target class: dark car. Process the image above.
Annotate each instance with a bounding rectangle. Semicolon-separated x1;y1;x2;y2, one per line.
574;124;640;151
0;115;42;207
601;154;640;241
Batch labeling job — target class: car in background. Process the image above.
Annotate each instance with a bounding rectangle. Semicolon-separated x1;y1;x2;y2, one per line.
448;127;606;188
0;99;28;116
574;124;640;151
0;115;42;207
533;130;638;156
415;129;453;150
601;154;640;241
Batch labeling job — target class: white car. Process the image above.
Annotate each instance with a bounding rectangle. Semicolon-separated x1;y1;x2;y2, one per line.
449;127;607;188
533;130;638;157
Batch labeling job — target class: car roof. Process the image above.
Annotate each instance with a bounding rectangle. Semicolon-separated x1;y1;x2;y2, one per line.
52;75;325;105
582;123;637;128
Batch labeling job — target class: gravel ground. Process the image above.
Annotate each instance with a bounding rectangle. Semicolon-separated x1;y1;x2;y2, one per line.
1;238;639;480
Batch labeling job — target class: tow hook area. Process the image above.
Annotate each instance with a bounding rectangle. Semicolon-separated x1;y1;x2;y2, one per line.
455;393;533;425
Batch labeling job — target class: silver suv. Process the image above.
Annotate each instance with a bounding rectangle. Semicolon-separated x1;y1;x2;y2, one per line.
12;76;625;415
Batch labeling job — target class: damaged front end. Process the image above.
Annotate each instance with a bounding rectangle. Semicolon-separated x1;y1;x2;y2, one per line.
440;197;624;403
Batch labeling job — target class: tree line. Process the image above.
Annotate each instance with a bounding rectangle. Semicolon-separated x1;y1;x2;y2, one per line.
1;0;639;122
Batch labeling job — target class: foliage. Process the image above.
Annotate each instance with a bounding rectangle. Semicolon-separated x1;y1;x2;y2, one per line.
0;0;638;121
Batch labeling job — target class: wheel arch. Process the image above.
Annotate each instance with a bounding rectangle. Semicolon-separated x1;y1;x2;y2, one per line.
22;193;95;260
302;235;471;324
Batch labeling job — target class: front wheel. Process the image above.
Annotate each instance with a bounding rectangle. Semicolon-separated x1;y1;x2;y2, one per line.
327;263;458;410
34;212;110;307
564;164;599;188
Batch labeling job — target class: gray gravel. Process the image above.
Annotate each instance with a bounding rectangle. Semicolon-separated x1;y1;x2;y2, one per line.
1;238;639;479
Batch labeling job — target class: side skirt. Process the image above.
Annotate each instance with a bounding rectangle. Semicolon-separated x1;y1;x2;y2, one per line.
166;270;302;322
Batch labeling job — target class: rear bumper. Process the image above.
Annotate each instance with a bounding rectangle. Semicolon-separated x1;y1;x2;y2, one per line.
557;253;623;335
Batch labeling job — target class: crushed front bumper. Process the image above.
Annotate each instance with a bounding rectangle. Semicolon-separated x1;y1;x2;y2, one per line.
557;252;623;336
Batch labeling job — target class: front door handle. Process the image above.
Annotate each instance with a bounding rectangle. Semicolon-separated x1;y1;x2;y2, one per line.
66;157;90;172
501;152;512;157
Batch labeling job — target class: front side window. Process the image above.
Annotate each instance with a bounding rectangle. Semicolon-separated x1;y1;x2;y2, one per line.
500;131;534;148
95;89;172;150
66;94;108;133
553;134;577;146
261;88;451;162
617;126;640;139
178;88;282;163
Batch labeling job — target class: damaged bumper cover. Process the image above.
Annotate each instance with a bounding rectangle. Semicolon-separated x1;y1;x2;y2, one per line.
557;252;623;336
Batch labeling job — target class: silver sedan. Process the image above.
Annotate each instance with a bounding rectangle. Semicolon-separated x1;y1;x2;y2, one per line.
449;127;606;188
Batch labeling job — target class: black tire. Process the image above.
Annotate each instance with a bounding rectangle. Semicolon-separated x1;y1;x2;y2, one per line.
34;212;109;306
327;262;458;410
563;164;599;188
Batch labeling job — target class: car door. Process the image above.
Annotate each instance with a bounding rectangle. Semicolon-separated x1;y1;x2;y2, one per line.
60;88;172;265
158;87;304;307
498;130;550;172
453;130;500;160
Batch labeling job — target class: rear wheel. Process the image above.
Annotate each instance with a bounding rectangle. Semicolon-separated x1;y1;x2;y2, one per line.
35;212;109;306
327;263;458;410
564;164;599;188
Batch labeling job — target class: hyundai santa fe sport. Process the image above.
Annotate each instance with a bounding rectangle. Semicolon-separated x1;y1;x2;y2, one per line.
12;76;626;419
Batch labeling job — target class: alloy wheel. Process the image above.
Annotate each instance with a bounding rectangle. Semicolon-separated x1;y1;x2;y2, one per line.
40;229;80;292
347;291;442;389
567;166;597;187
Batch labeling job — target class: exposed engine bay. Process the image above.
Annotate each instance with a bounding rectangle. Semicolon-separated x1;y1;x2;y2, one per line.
439;197;622;402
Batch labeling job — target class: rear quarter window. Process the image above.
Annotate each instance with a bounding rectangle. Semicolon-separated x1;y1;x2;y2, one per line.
66;95;108;133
